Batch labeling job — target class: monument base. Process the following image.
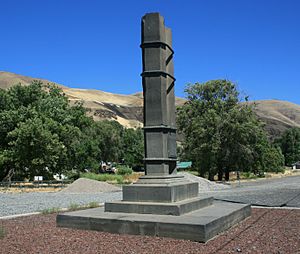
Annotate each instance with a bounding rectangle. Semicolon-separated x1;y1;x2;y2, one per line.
56;200;251;242
105;196;213;216
122;181;199;202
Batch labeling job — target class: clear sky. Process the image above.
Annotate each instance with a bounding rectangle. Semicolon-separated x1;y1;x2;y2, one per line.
1;0;299;104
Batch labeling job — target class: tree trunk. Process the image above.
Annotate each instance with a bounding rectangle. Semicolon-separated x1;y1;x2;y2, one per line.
217;170;223;181
2;168;14;183
225;169;230;181
208;172;215;181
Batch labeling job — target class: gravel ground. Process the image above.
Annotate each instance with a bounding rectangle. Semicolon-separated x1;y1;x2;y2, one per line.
180;172;230;191
0;192;122;217
0;208;299;254
0;174;230;217
60;178;121;193
1;175;299;217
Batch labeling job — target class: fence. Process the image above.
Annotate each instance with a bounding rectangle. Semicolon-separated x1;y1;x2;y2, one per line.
0;180;72;189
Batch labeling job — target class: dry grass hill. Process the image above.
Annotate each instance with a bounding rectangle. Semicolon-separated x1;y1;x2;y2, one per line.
247;100;300;139
0;71;143;128
1;71;300;139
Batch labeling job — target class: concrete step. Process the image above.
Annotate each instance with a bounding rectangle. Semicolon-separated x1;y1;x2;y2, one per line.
105;196;213;216
57;200;251;242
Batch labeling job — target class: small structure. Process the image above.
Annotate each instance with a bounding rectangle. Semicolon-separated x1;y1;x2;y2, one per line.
292;161;300;170
57;13;251;242
177;161;192;170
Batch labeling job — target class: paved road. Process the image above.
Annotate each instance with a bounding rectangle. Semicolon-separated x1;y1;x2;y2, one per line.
202;175;300;207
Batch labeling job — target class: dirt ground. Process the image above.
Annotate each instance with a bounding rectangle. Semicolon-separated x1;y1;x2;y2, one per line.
0;208;299;254
0;187;61;194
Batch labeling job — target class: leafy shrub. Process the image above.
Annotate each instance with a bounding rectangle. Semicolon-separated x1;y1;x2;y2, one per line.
116;165;133;175
80;172;123;184
65;170;80;181
274;167;285;174
241;172;258;179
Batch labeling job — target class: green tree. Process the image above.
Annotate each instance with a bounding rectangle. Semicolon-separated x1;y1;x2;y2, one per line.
275;127;300;166
177;80;283;180
0;81;95;181
0;81;145;181
121;128;144;167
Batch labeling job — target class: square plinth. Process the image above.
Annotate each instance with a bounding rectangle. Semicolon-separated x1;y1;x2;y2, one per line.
122;181;199;202
56;200;251;242
105;196;213;216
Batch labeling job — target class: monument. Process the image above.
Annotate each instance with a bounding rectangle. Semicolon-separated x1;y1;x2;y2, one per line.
57;13;251;242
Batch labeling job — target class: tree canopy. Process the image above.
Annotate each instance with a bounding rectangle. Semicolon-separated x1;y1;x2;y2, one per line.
275;127;300;166
177;80;284;180
0;81;144;181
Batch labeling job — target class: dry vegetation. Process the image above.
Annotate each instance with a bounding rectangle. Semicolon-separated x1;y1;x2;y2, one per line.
1;71;300;135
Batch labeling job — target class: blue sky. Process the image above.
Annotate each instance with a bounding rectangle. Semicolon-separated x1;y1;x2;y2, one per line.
1;0;299;104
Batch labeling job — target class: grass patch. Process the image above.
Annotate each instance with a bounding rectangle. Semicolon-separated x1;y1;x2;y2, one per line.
0;225;6;239
40;202;101;215
87;201;100;208
68;203;81;211
40;207;61;215
80;172;124;184
68;202;100;211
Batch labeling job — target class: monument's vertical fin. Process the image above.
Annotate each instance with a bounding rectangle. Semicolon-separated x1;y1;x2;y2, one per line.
141;13;177;177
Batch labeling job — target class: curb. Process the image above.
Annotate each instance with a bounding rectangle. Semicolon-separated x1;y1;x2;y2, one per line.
0;203;105;220
252;205;300;210
0;212;40;220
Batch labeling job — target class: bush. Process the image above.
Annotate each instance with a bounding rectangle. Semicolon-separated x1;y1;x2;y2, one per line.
65;170;80;181
116;165;133;175
241;172;258;179
274;167;285;174
80;172;123;184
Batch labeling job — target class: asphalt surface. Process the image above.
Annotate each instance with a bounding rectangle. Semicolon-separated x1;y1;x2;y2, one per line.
0;175;299;217
202;175;300;207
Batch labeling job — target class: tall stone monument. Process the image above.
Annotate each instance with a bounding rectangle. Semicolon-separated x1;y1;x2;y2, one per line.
57;13;251;242
105;13;202;213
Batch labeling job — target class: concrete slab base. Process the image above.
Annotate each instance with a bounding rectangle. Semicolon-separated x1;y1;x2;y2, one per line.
56;200;251;242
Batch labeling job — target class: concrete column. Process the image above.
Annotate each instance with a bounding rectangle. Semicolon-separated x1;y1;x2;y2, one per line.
141;13;177;177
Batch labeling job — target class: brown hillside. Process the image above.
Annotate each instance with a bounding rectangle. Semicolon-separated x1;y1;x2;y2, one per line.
1;71;300;138
0;71;142;128
247;100;300;139
0;71;66;89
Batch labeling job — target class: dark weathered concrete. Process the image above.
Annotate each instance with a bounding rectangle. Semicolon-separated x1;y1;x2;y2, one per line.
122;181;199;202
119;13;205;219
57;201;251;242
141;12;177;177
105;197;213;216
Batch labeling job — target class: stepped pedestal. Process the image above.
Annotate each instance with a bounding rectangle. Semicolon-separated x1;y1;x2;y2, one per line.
56;13;251;242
